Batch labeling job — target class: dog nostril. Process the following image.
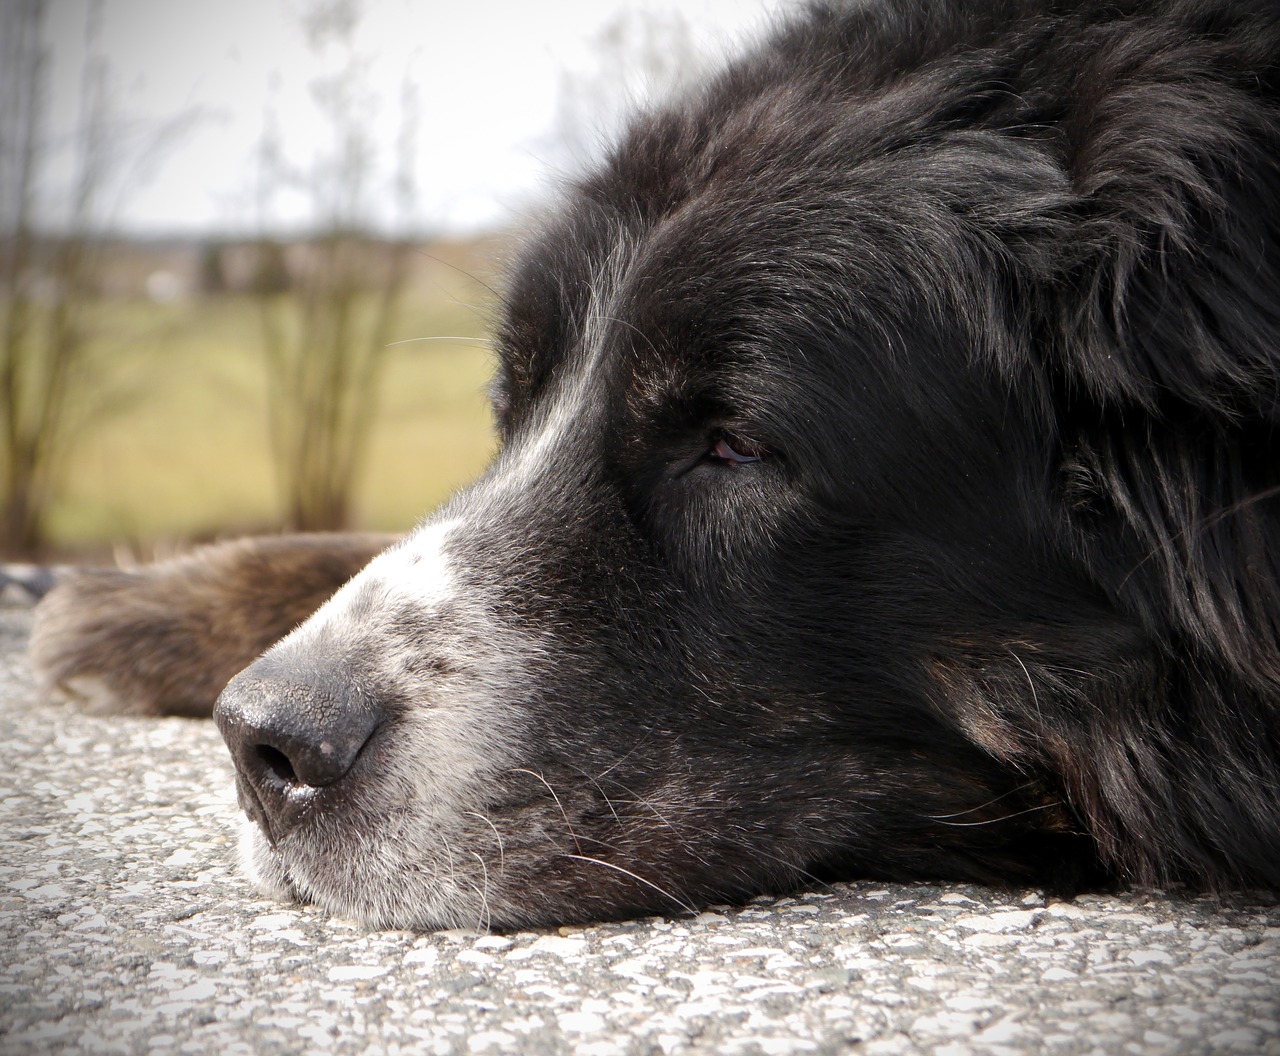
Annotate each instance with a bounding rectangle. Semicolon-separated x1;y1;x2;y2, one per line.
255;744;299;787
215;668;385;833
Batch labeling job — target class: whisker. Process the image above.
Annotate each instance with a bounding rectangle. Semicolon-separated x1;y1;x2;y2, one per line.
932;801;1065;827
598;780;699;856
704;831;833;893
471;851;492;933
592;731;655;781
509;768;583;853
564;762;623;828
438;831;459;886
927;783;1037;821
559;852;698;915
1118;483;1280;594
413;247;501;300
465;810;506;875
598;312;662;359
1007;649;1042;722
385;335;494;348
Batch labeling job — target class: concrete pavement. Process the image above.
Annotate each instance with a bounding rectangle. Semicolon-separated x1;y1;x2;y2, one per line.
2;605;1278;1055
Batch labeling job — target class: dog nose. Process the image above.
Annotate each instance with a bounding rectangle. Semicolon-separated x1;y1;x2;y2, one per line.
214;666;383;837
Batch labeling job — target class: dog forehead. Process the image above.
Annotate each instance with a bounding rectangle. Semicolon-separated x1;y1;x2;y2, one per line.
495;88;1045;456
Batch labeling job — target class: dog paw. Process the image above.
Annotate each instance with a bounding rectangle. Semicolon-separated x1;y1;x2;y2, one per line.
28;566;223;716
26;534;393;717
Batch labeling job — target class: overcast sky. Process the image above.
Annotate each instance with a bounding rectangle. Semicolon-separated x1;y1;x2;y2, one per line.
41;0;788;236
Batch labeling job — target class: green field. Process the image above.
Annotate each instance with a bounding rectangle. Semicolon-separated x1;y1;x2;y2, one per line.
47;245;502;552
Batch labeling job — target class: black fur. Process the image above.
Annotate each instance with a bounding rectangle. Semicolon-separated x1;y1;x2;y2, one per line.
490;0;1280;895
39;0;1280;926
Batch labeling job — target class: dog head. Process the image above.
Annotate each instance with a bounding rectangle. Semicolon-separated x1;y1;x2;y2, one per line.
214;1;1280;927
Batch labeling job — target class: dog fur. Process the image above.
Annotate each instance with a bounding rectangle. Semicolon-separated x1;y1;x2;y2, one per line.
30;0;1280;928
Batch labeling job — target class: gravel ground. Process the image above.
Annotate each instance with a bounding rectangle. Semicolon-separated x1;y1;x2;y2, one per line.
1;604;1278;1055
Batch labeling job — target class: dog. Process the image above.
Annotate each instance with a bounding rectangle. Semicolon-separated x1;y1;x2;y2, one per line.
28;0;1280;929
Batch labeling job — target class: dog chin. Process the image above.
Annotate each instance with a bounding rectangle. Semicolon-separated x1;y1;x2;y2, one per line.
234;813;502;931
236;819;298;905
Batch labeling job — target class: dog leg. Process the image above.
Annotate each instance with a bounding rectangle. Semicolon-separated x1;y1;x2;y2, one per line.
28;533;396;717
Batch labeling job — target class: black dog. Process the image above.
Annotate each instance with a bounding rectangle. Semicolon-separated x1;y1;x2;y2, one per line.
30;0;1280;928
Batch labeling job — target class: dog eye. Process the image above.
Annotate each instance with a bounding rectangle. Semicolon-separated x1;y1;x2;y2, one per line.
709;433;769;465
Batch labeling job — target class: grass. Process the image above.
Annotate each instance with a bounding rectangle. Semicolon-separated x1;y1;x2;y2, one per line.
46;242;502;552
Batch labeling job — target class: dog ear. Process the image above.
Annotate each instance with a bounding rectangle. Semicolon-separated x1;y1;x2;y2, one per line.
1049;69;1280;419
1037;58;1280;688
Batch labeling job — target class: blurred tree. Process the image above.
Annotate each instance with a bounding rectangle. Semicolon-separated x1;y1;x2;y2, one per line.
253;0;418;531
0;0;107;556
550;10;712;174
250;238;290;296
0;0;194;555
196;240;228;297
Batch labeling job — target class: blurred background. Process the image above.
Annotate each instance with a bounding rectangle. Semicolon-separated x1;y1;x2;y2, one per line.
0;0;781;558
